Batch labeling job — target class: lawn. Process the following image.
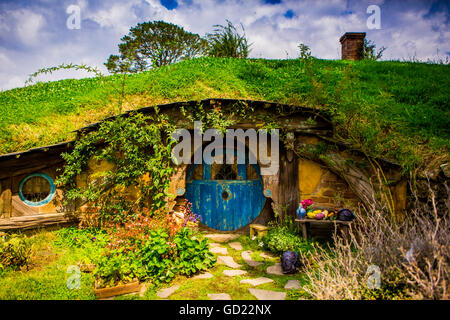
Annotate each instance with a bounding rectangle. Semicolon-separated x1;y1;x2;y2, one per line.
0;227;97;299
0;57;448;170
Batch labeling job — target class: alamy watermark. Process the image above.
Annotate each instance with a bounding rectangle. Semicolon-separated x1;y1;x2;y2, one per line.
366;264;381;289
171;121;280;176
367;5;381;30
66;4;81;30
66;265;81;290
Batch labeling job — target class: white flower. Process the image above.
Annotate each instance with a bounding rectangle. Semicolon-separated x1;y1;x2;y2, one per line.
258;241;264;247
251;236;257;241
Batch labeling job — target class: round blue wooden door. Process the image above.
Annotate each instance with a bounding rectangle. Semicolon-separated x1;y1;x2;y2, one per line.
185;149;266;231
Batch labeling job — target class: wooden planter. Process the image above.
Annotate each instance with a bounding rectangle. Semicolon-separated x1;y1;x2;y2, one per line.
95;280;140;299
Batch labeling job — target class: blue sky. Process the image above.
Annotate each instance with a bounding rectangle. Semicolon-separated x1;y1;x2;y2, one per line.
0;0;448;90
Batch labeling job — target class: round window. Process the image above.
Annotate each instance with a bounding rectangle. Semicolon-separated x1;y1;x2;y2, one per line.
19;173;56;207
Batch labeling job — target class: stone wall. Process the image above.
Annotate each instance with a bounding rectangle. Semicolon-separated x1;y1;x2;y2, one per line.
298;158;360;210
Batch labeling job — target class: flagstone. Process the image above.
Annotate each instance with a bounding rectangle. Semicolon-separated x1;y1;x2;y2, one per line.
209;246;228;254
242;250;262;267
217;255;242;268
205;234;240;243
223;269;247;277
248;288;286;300
192;272;214;279
157;285;179;298
260;252;277;259
139;283;149;297
208;293;232;300
240;277;274;286
209;243;221;247
228;242;243;251
284;279;300;290
266;263;284;275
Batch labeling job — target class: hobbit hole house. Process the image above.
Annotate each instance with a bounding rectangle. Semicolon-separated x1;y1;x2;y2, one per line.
0;98;407;233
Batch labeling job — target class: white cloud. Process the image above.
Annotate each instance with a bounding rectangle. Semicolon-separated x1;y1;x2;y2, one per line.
11;9;47;46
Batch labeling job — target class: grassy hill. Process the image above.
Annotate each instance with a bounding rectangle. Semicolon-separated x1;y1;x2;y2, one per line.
0;57;448;171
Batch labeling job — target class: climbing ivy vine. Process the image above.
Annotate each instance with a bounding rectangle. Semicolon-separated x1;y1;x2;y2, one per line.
56;112;176;225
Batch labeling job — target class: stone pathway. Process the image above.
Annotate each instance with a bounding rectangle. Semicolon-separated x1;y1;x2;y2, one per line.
266;263;284;275
284;280;300;290
223;269;247;277
248;288;287;300
157;285;179;298
149;236;300;301
208;293;232;300
217;255;242;269
241;250;263;267
240;277;274;286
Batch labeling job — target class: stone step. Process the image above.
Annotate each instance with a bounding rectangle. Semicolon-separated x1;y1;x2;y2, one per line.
240;277;274;286
228;242;243;251
284;279;300;290
209;246;228;255
248;288;286;300
223;269;247;277
208;293;232;300
217;255;242;269
242;250;263;267
266;263;284;275
192;272;214;280
157;285;179;298
205;234;240;243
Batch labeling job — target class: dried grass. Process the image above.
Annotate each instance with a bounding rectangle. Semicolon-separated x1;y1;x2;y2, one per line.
300;180;449;300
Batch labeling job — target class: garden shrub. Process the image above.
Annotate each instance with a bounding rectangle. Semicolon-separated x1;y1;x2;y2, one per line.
95;250;145;288
95;227;215;287
173;228;215;276
262;225;314;255
0;234;32;272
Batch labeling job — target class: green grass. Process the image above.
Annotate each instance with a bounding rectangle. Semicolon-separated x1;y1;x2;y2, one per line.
0;228;97;299
1;57;448;169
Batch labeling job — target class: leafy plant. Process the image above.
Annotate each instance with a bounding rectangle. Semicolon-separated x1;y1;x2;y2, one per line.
298;43;312;60
94;250;144;288
0;234;32;271
95;227;215;286
206;20;250;58
173;228;216;276
361;39;386;61
262;225;314;255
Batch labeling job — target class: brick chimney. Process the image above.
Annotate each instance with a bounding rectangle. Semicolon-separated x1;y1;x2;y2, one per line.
340;32;366;60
